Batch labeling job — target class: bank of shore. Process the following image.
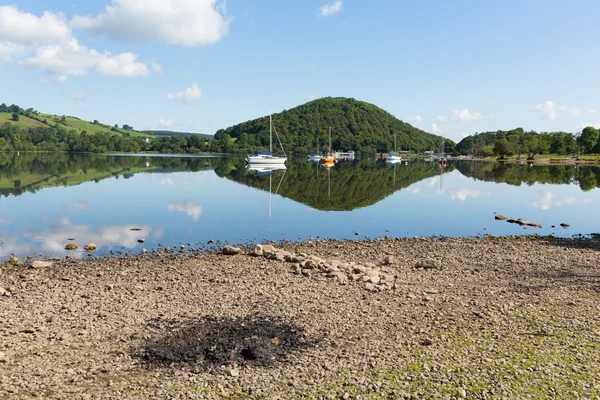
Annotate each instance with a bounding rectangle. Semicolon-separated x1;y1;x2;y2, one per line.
1;236;599;399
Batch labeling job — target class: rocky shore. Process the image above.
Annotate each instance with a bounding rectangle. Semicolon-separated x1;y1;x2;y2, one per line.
1;236;599;399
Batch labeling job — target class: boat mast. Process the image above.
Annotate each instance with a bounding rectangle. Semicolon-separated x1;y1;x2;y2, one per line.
269;112;273;154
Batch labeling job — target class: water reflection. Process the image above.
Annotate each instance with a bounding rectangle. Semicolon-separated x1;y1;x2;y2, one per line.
1;153;600;259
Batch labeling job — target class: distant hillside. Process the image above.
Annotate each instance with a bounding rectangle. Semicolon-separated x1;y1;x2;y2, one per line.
0;104;147;138
144;130;214;140
215;97;454;154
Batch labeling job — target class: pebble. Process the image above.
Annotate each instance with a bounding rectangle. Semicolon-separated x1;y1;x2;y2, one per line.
415;259;442;269
65;244;77;250
222;246;242;255
31;261;53;268
83;242;98;251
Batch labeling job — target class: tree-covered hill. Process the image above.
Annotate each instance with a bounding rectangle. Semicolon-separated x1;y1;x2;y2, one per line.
215;97;454;154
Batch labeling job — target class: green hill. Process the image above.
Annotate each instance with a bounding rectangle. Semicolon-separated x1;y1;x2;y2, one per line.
215;97;453;154
143;130;214;140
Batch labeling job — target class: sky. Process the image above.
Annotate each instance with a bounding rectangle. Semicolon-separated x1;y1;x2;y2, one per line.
1;0;599;141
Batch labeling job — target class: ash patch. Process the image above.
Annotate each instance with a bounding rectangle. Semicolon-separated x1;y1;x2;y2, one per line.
132;314;323;371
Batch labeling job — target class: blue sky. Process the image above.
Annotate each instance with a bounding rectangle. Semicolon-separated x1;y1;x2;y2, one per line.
1;0;599;141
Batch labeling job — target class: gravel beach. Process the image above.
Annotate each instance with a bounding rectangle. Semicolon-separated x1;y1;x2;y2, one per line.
1;236;599;399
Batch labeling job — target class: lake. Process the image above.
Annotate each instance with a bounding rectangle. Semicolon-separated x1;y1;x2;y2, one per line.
1;153;599;259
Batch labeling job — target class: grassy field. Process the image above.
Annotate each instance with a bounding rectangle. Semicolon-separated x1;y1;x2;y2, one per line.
479;153;600;163
1;111;149;137
0;112;47;129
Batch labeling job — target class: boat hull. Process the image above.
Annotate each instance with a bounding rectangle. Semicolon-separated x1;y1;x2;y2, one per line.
245;155;287;164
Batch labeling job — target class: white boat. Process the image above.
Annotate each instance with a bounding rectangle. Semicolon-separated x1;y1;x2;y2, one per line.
386;134;402;162
308;139;323;161
334;150;355;159
246;112;287;165
246;164;287;173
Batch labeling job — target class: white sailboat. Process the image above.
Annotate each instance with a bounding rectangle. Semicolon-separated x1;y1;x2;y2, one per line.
386;134;402;163
246;112;287;165
308;138;322;161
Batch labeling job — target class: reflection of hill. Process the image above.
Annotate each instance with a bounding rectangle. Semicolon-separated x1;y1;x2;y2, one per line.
215;158;452;211
455;161;600;191
0;153;223;197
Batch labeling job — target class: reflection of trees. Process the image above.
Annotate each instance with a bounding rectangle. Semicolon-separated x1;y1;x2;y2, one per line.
215;158;452;211
456;161;600;191
0;153;225;197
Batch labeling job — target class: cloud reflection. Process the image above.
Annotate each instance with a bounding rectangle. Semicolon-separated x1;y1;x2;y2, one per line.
448;188;491;201
528;191;589;210
167;202;203;221
71;201;91;210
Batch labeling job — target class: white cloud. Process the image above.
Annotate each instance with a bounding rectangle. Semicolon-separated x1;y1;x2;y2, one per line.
408;187;421;194
431;123;443;134
578;122;600;130
0;5;72;59
160;177;174;185
532;101;559;120
167;202;203;221
319;1;343;17
152;61;163;74
436;115;448;122
167;83;202;102
159;118;174;127
559;105;580;116
0;5;153;82
532;101;581;120
70;91;90;100
451;109;494;122
448;189;491;201
71;0;230;47
406;115;423;122
96;52;149;77
588;108;597;114
309;94;320;101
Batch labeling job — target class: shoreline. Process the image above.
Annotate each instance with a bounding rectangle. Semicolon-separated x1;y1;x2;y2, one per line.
2;236;599;399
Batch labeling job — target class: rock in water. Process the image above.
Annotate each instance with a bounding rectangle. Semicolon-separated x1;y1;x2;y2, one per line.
65;244;77;250
415;259;442;270
560;223;570;228
137;238;145;243
495;214;507;220
222;246;241;255
383;255;396;265
8;255;23;266
31;261;53;268
83;242;97;251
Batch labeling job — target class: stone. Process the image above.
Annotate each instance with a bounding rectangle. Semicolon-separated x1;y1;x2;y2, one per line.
65;244;77;250
415;259;442;270
458;388;467;398
365;283;375;291
560;223;570;228
381;274;395;283
506;219;518;224
137;239;145;244
495;214;507;220
382;255;396;265
8;256;23;266
31;261;53;268
261;244;277;253
0;351;6;363
527;222;542;228
83;242;97;251
207;240;215;244
180;245;185;250
355;232;360;236
228;368;240;377
353;265;367;274
420;338;433;346
300;260;315;269
369;276;381;285
250;244;263;257
222;246;241;256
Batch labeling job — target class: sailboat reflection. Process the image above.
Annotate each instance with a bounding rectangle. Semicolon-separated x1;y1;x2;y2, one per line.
246;164;287;217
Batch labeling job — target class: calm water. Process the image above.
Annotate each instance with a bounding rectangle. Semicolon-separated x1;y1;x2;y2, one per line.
1;153;599;259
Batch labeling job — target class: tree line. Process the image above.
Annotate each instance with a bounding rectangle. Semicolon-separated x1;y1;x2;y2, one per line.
456;127;600;159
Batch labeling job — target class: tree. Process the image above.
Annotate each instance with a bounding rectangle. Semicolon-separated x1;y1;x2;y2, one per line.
577;126;599;154
123;124;133;131
93;120;99;124
11;112;19;122
493;139;511;159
